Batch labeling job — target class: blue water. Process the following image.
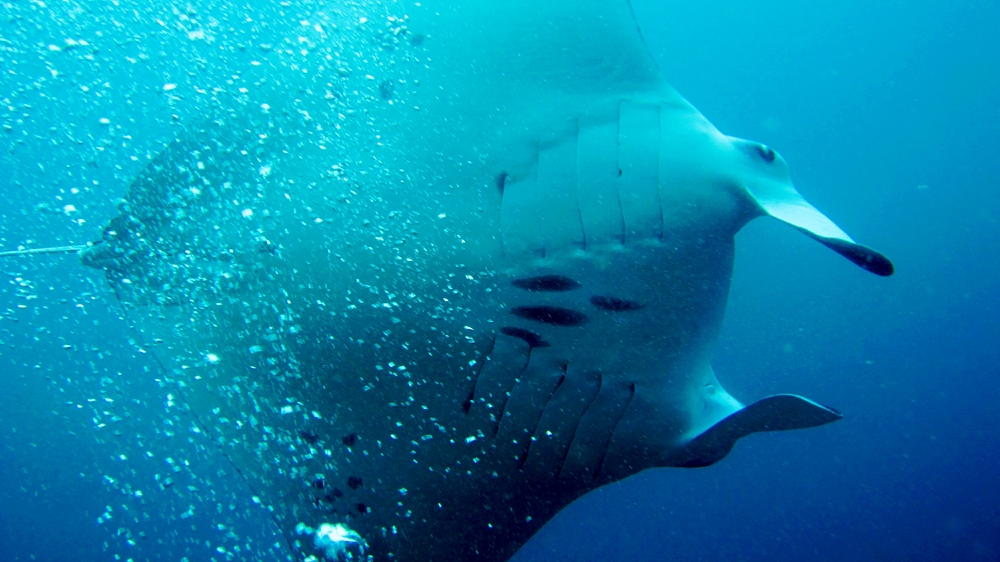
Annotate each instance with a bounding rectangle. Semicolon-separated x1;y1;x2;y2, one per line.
2;1;998;561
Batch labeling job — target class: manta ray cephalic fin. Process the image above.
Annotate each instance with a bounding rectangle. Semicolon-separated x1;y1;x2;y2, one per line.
666;394;843;468
746;180;894;276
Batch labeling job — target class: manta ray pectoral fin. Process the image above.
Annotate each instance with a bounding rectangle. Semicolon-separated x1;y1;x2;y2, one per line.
665;394;843;468
746;179;894;276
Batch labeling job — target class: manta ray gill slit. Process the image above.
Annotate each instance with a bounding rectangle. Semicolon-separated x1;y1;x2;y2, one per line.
555;371;605;479
594;382;637;479
516;363;569;471
463;336;498;415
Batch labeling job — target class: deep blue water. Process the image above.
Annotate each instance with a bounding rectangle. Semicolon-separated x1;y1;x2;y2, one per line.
2;1;998;561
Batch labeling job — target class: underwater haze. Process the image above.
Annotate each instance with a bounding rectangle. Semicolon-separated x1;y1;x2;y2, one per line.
2;0;999;561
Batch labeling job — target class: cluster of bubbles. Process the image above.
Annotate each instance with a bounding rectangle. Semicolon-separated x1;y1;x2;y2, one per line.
296;522;368;561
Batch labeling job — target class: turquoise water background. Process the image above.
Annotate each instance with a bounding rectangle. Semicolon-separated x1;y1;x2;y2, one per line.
2;0;998;560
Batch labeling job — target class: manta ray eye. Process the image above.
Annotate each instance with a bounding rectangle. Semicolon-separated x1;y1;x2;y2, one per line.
755;144;776;163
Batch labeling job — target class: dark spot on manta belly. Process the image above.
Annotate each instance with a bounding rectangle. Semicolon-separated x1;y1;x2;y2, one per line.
356;503;368;514
511;306;587;326
511;275;581;292
500;327;551;348
298;430;319;445
342;432;358;447
346;476;363;490
591;295;644;312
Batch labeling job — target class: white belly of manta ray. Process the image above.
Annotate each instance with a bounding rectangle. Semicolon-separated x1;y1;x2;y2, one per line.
70;1;893;560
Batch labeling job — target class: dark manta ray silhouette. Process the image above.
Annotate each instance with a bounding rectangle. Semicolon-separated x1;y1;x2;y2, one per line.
79;0;892;560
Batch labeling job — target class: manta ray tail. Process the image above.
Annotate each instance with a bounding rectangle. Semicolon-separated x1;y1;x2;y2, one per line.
667;394;843;468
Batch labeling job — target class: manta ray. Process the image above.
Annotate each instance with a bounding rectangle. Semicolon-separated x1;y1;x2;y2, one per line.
78;0;892;560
